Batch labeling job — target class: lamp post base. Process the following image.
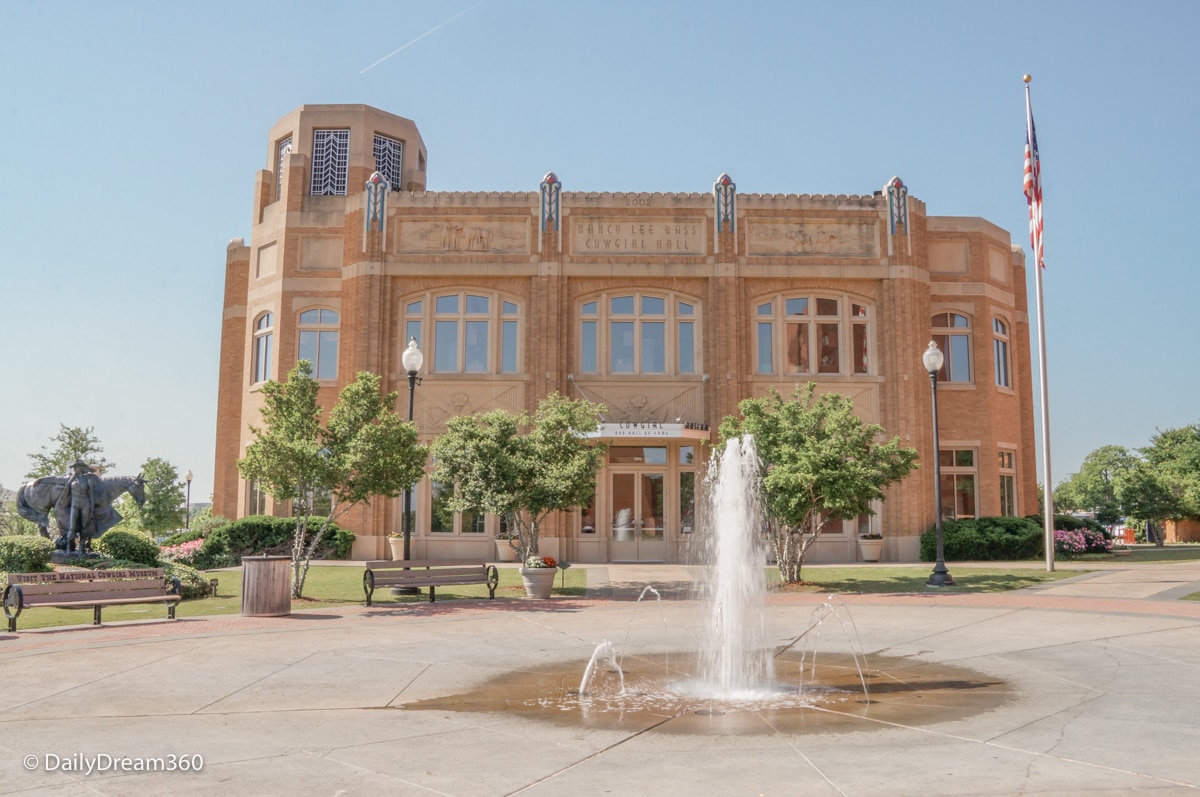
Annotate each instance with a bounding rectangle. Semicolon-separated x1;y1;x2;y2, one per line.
926;566;955;588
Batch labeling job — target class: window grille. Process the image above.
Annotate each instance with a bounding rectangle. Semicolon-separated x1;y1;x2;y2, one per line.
275;136;292;200
373;134;403;190
311;129;349;196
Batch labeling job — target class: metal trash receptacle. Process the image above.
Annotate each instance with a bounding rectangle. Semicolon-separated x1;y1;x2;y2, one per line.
241;555;291;616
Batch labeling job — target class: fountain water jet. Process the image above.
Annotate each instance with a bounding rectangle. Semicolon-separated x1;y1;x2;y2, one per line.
693;434;775;697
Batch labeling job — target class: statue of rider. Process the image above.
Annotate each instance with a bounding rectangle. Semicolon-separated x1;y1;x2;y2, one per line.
65;460;97;554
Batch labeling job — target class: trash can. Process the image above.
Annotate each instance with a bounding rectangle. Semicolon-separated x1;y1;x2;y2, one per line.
241;555;291;617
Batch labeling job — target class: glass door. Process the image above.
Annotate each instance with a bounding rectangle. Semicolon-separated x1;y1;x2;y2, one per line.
609;471;667;561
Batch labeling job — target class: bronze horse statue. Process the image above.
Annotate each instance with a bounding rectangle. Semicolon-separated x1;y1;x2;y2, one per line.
15;474;146;554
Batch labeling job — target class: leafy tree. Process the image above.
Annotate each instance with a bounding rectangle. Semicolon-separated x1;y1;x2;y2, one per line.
1052;445;1135;525
24;424;115;479
1114;460;1179;543
1142;424;1200;519
430;392;605;561
237;362;427;598
117;458;186;533
719;384;919;584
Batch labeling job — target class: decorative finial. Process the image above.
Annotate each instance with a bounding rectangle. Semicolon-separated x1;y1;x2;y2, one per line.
1022;74;1032;83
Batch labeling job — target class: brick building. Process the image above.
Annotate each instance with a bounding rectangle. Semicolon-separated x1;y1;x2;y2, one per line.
212;104;1037;564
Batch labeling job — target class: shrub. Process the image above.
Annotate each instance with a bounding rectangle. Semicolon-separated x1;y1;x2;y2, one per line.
95;530;160;566
160;561;212;599
0;535;55;574
191;515;353;570
160;538;204;565
159;529;204;548
920;516;1044;561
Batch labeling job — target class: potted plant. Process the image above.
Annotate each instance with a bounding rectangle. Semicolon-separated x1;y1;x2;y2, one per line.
520;555;557;598
494;531;519;562
387;533;405;561
857;532;884;562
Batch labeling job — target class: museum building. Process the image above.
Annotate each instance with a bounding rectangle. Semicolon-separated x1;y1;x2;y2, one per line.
212;104;1037;564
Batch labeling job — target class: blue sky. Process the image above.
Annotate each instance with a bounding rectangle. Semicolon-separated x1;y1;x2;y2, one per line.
3;0;1198;507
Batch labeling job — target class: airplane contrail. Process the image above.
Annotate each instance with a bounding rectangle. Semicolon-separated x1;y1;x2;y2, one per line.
360;0;488;74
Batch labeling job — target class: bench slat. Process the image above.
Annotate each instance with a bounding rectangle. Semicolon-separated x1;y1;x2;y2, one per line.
17;579;168;597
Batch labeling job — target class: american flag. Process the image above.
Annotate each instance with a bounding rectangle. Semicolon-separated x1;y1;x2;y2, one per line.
1024;97;1044;268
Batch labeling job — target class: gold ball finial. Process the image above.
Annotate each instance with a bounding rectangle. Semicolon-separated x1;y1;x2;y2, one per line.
1023;74;1032;83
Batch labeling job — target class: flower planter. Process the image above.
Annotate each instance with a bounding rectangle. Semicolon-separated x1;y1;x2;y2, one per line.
388;537;405;561
520;567;556;599
495;540;518;562
857;538;884;562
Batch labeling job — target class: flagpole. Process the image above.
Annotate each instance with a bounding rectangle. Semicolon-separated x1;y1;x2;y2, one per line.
1025;74;1055;572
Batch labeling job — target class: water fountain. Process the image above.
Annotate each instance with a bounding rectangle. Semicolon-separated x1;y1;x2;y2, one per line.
403;435;1007;734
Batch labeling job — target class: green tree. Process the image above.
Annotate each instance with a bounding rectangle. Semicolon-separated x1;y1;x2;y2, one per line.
1114;460;1178;545
25;424;115;479
1052;445;1136;525
719;384;918;584
238;362;428;598
430;393;606;561
121;458;186;533
1143;424;1200;519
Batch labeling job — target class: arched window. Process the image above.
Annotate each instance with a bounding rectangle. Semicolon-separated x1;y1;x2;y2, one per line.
993;317;1011;388
403;291;520;374
578;293;698;376
297;308;339;379
755;295;871;376
252;312;273;384
931;312;972;383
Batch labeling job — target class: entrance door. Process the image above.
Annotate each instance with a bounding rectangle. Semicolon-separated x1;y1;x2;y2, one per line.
609;471;667;562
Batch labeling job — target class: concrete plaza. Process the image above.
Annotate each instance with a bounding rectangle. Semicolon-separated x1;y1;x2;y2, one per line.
3;560;1200;796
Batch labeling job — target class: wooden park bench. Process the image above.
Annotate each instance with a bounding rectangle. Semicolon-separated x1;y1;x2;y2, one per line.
363;560;499;605
3;568;182;632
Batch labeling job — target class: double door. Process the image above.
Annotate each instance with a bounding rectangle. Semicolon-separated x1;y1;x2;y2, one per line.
609;470;667;562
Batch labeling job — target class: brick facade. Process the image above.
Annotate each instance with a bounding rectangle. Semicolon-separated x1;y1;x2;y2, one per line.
212;105;1038;564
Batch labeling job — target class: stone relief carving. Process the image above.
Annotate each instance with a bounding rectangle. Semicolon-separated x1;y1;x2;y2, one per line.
572;382;705;424
394;219;528;254
749;220;880;257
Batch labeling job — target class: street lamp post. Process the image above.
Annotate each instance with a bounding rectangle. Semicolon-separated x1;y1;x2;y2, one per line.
401;338;424;563
922;342;954;587
184;469;193;531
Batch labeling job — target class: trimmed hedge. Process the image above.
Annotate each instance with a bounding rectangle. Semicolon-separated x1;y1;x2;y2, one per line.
96;530;160;566
920;516;1043;561
0;535;55;574
192;515;353;570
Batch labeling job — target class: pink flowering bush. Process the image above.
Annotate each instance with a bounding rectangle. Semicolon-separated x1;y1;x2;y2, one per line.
1054;529;1088;556
1054;528;1112;557
160;538;204;565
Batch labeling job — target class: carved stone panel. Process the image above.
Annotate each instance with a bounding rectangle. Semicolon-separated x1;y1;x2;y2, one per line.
413;382;525;435
569;219;706;256
748;220;880;257
750;382;879;424
568;381;705;425
393;219;530;254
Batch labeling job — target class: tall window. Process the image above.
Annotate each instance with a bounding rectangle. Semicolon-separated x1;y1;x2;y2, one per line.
428;480;488;534
993;317;1011;388
275;136;292;201
756;295;871;376
373;133;403;189
931;312;972;383
297;308;339;379
578;293;698;376
939;449;978;519
311;129;349;196
999;450;1017;517
404;292;520;375
252;312;273;384
246;480;267;516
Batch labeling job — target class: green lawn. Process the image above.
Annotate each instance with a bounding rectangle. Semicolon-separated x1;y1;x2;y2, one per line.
5;565;588;631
